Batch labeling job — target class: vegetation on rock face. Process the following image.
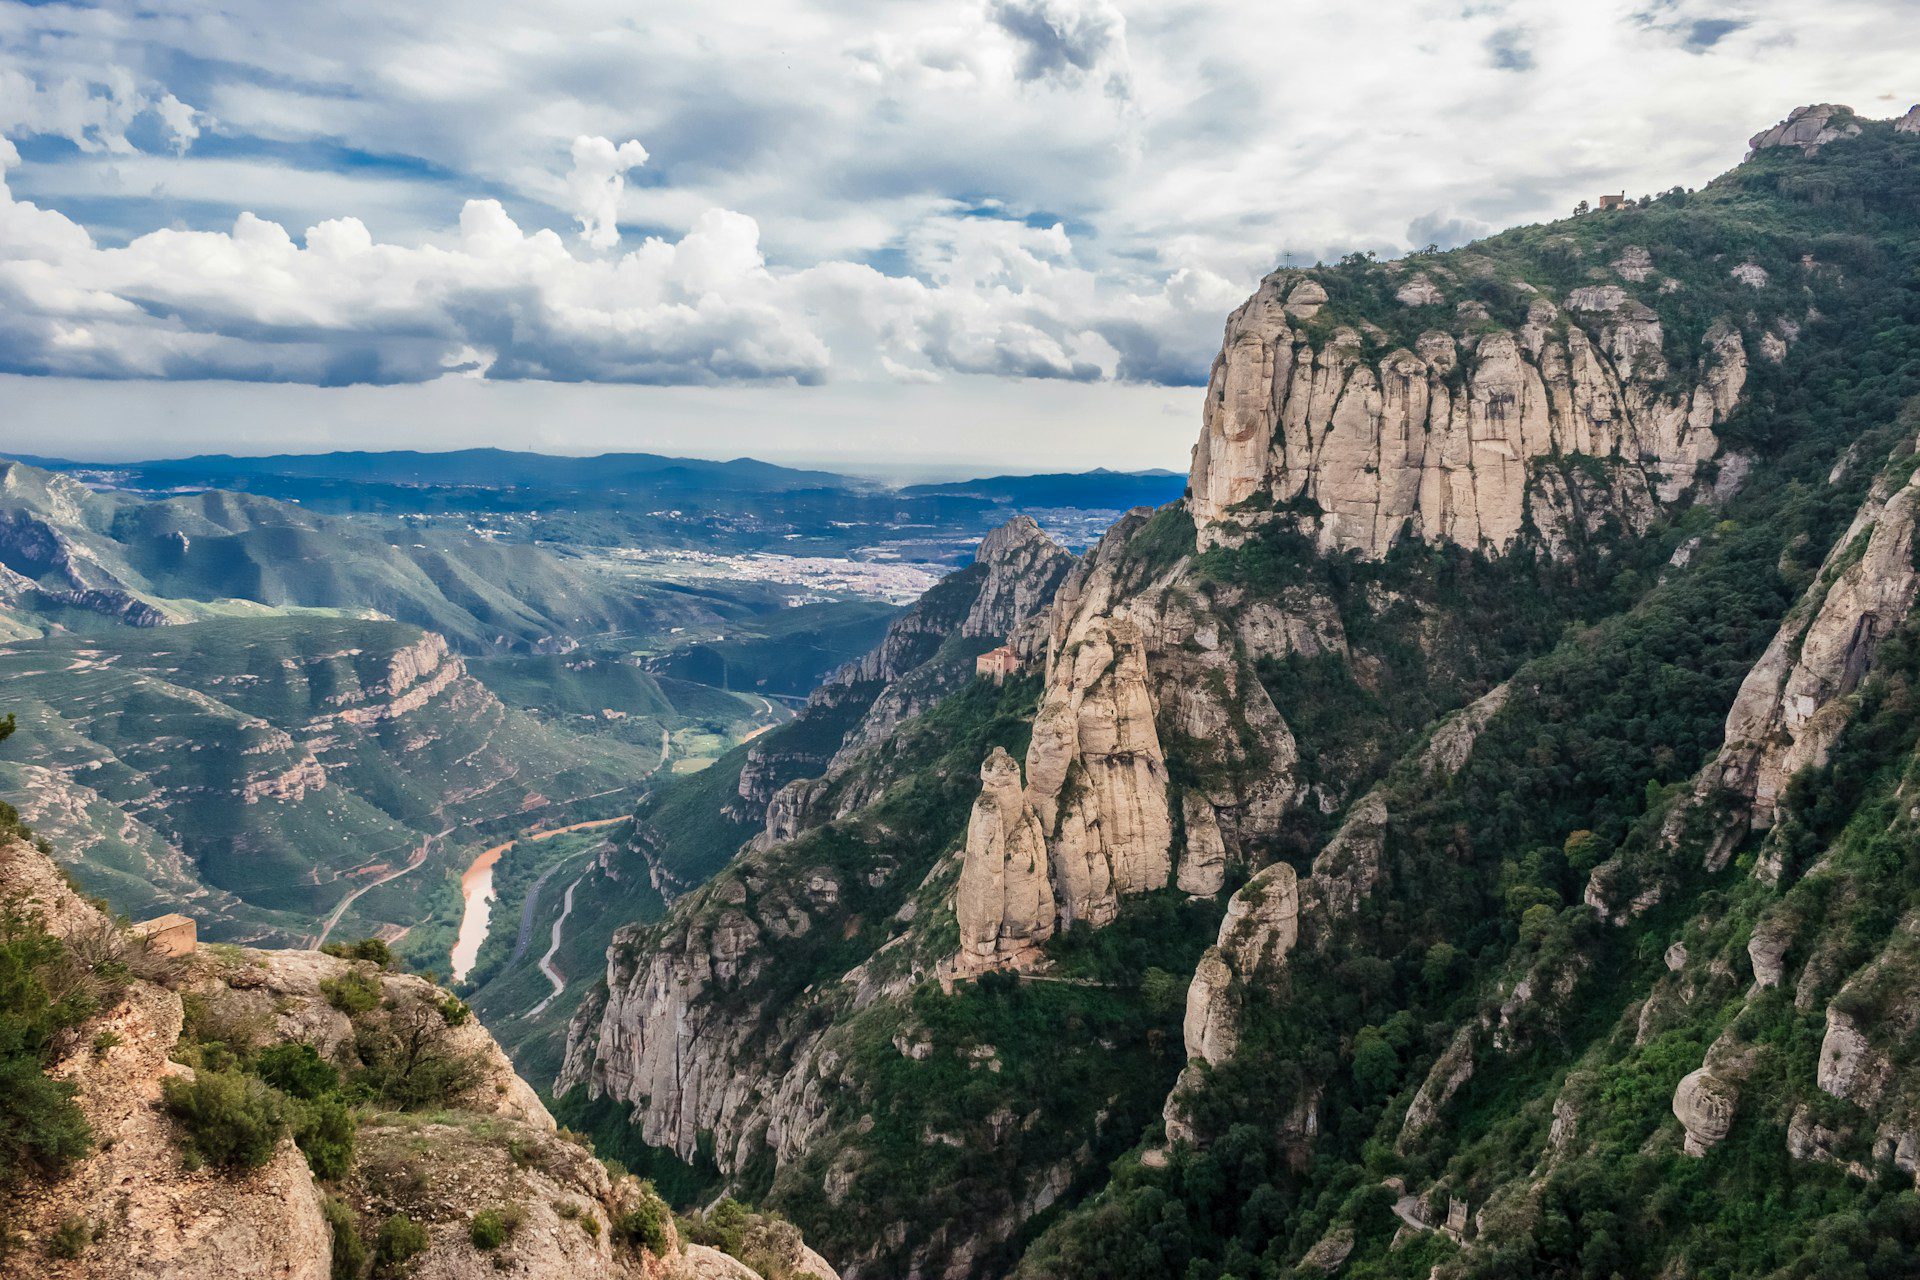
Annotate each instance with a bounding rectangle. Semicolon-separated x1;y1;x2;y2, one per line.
1012;120;1920;1280
0;910;95;1187
163;1069;290;1170
547;113;1920;1280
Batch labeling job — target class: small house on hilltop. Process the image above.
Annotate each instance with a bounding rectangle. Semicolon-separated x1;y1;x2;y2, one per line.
1597;192;1627;210
975;645;1021;685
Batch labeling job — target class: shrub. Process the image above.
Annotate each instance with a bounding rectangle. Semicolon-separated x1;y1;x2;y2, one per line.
291;1095;356;1180
373;1214;429;1274
0;1057;90;1186
255;1042;341;1101
162;1068;287;1170
469;1205;522;1251
322;939;394;970
352;1001;482;1110
614;1193;671;1255
436;996;471;1026
320;970;383;1016
91;1030;122;1057
0;911;98;1185
48;1215;90;1259
178;990;271;1068
322;1196;368;1280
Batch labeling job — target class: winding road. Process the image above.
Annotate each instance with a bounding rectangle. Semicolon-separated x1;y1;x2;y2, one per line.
526;872;584;1018
314;828;448;949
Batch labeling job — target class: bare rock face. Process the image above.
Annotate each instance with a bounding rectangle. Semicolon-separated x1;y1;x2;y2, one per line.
1304;790;1389;920
1747;104;1861;158
1398;1024;1477;1152
954;748;1057;975
1673;1067;1740;1156
1748;916;1793;989
1703;465;1920;853
1025;613;1173;904
1418;683;1510;778
1187;270;1749;559
1176;794;1229;897
1182;949;1239;1066
1898;105;1920;135
1611;246;1654;282
1217;862;1301;974
961;516;1077;640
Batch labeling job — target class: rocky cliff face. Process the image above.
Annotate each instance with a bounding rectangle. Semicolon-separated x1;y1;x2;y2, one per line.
1186;263;1750;559
721;516;1072;847
0;835;829;1280
564;107;1920;1280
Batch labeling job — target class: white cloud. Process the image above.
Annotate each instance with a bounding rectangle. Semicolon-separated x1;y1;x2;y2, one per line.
565;134;648;249
0;0;1917;417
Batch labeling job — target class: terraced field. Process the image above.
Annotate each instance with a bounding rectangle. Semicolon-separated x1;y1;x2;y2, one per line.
0;616;688;949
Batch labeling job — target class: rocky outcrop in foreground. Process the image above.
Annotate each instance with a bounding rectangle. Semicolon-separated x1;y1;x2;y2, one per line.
0;836;828;1280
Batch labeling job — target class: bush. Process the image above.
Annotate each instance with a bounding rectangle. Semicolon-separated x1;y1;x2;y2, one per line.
48;1215;90;1259
436;996;471;1027
614;1193;671;1255
322;939;394;970
255;1042;340;1101
0;911;97;1186
322;1196;368;1280
291;1095;356;1180
320;970;383;1016
162;1068;287;1170
469;1205;522;1251
373;1214;429;1274
352;1001;482;1110
0;1057;91;1186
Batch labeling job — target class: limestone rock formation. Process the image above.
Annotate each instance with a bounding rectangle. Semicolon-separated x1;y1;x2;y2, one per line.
1418;683;1510;778
1181;949;1239;1067
1186;269;1749;559
1303;790;1389;920
729;516;1071;846
0;835;809;1280
954;748;1057;975
1176;793;1229;897
1696;462;1920;858
1672;1066;1740;1156
1400;1026;1478;1151
961;516;1077;639
1024;613;1173;903
1747;104;1862;158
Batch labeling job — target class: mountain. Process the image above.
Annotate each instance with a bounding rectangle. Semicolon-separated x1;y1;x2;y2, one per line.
552;105;1920;1280
47;447;858;496
0;616;664;949
462;515;1076;1085
0;455;711;653
901;470;1188;511
0;826;833;1278
30;449;1193;557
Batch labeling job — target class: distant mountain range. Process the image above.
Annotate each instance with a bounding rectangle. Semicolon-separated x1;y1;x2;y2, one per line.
20;449;1185;509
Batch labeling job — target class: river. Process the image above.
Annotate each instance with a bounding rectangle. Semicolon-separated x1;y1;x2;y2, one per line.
449;840;511;982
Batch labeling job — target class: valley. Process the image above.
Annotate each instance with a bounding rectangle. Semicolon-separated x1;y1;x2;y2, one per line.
9;92;1920;1280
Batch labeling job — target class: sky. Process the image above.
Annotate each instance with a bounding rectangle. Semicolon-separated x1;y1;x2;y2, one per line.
0;1;1915;478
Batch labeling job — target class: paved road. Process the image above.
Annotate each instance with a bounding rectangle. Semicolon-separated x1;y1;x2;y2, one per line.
526;872;584;1018
509;729;667;963
314;828;448;948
